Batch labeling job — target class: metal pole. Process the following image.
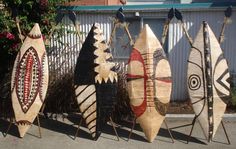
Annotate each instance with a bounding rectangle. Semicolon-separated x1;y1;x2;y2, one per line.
128;118;136;141
187;116;197;144
164;119;174;143
37;115;42;138
109;116;119;141
221;121;231;145
4;118;13;137
74;118;83;140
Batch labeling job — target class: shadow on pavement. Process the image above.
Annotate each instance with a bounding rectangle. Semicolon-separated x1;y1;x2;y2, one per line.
36;114;93;140
0;118;19;138
116;120;207;145
0;115;209;145
67;113;147;142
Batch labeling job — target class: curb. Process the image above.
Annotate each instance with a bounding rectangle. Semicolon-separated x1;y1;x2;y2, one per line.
166;114;236;121
39;113;236;121
166;113;236;117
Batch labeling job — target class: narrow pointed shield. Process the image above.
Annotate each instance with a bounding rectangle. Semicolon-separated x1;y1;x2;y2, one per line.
11;23;49;138
127;24;172;142
187;21;230;140
74;23;117;139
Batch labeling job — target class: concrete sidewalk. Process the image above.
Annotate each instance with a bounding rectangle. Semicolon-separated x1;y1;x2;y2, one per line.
0;115;235;149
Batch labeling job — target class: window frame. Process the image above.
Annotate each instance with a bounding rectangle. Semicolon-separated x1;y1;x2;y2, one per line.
112;16;169;61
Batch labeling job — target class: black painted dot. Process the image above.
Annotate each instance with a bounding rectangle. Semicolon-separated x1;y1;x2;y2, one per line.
188;74;201;90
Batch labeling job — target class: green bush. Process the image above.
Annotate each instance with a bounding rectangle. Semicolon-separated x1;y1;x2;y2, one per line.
0;0;70;117
231;87;236;106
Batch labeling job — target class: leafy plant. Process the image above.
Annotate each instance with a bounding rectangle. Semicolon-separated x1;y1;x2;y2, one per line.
231;87;236;106
0;0;73;117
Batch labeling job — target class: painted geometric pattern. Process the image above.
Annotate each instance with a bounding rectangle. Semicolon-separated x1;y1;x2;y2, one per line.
203;23;214;139
39;52;47;102
74;24;99;138
127;48;147;117
187;22;230;140
15;46;42;113
213;54;230;99
93;26;117;84
127;48;171;117
75;84;97;138
153;49;171;116
11;53;21;93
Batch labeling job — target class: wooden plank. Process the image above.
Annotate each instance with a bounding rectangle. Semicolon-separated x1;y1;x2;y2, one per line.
11;23;49;138
127;24;172;142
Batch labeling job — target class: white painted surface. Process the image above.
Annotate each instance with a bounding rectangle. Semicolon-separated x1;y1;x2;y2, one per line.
50;9;236;101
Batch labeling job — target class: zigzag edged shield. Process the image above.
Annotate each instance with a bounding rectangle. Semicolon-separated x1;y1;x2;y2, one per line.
74;23;117;139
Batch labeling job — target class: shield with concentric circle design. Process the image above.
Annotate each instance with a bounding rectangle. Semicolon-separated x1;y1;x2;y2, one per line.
187;21;230;141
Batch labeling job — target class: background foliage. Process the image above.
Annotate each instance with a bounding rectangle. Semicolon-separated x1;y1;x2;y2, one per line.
0;0;70;117
0;0;69;71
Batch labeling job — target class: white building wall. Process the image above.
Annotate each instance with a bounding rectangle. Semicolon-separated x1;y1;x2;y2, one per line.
168;10;236;100
52;9;236;101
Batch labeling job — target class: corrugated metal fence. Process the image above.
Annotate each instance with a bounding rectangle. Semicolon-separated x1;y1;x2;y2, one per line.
48;9;236;101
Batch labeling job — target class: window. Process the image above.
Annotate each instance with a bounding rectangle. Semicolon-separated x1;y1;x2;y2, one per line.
111;18;141;61
112;17;168;61
143;18;167;52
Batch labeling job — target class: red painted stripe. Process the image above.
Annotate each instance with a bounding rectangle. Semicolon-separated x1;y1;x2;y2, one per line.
131;100;147;117
128;48;144;64
156;78;172;83
126;74;147;79
128;48;147;118
27;34;41;39
23;54;33;104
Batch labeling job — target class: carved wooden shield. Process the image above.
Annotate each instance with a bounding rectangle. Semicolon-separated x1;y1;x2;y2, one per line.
11;23;49;138
127;24;172;142
187;21;230;140
74;23;117;139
